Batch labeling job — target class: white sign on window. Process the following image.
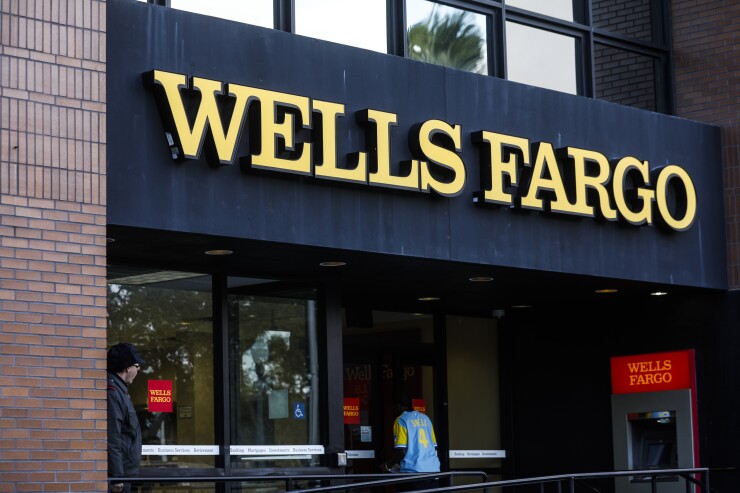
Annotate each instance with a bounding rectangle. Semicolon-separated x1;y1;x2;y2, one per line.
142;445;219;455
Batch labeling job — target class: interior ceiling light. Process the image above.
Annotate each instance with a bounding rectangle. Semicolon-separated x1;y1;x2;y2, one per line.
205;249;233;256
511;304;533;309
651;291;668;296
319;261;347;267
469;276;494;282
595;288;618;294
418;296;440;301
106;237;115;243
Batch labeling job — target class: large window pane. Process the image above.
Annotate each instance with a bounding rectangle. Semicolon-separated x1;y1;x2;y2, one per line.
447;316;501;470
505;22;578;95
406;0;488;75
506;0;574;22
594;43;657;111
295;0;387;53
170;0;273;29
592;0;653;42
229;284;320;468
107;268;215;469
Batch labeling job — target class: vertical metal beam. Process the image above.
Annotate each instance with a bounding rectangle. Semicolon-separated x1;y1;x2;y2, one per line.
387;0;406;56
318;278;345;470
212;274;231;490
275;0;294;32
433;313;450;473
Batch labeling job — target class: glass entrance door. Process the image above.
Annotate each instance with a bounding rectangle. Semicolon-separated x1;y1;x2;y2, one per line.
342;311;438;474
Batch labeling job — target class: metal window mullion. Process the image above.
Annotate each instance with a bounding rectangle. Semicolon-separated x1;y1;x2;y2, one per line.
582;0;594;98
388;0;406;56
212;273;231;485
504;6;589;33
274;0;294;32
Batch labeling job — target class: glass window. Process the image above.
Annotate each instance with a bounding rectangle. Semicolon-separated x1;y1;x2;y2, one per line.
228;282;320;468
170;0;274;29
446;316;501;470
294;0;387;53
506;0;574;22
107;268;215;469
592;0;653;42
594;43;657;111
406;0;488;75
505;22;578;95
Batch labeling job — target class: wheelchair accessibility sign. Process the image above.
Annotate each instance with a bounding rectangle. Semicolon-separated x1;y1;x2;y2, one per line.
293;403;305;419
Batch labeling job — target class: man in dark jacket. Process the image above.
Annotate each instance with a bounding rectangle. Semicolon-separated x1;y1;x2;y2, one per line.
107;343;146;493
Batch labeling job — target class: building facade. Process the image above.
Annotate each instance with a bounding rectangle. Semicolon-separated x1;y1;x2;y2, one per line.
0;1;737;492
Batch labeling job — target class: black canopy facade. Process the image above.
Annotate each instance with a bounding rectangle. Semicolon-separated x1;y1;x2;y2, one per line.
105;1;737;486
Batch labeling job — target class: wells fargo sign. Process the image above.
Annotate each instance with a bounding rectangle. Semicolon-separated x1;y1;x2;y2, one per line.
146;69;697;231
148;379;173;412
610;350;694;394
343;397;360;425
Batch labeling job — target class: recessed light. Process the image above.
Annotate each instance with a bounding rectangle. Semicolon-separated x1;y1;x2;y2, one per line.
418;296;440;301
651;291;668;296
595;288;618;294
319;261;346;267
205;249;233;256
469;276;494;282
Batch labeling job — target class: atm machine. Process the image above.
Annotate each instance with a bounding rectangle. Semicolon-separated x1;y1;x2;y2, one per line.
610;350;699;493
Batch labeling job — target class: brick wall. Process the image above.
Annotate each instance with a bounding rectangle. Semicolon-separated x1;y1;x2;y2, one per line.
0;1;108;492
671;0;740;289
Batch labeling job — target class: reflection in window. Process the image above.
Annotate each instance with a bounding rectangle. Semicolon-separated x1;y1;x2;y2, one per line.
594;44;656;111
295;0;387;53
506;0;574;22
107;268;214;469
406;0;488;74
229;286;320;468
170;0;273;29
505;22;577;95
592;0;653;42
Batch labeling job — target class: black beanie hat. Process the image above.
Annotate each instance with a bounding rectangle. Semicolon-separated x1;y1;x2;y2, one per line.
107;342;146;372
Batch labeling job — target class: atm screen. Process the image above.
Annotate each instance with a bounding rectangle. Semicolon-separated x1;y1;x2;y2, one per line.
644;442;673;469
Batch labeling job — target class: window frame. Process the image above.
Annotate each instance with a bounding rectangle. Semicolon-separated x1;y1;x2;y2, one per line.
143;0;675;113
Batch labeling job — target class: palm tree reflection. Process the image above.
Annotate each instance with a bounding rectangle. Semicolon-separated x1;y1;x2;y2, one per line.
408;7;486;74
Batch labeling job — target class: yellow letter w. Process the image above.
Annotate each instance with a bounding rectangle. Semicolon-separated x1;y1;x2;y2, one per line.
149;70;250;165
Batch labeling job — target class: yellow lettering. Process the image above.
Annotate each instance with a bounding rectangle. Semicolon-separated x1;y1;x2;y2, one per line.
418;428;430;448
655;165;697;231
415;120;466;197
567;147;617;220
247;87;312;175
150;70;250;164
521;143;571;212
613;156;655;225
473;131;528;205
360;109;419;191
313;99;367;183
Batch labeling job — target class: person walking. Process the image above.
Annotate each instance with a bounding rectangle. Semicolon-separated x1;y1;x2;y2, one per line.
384;393;440;490
107;343;146;493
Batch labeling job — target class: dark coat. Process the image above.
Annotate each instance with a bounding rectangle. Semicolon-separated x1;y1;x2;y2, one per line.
107;371;142;478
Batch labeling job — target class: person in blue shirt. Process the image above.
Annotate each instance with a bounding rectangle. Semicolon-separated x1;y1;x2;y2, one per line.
383;393;440;490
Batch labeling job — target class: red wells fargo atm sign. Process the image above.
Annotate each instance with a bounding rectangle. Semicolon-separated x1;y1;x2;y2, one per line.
610;350;694;395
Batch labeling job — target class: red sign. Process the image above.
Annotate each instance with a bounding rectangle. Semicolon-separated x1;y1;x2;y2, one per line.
611;350;694;394
344;397;360;424
148;380;173;412
412;398;427;413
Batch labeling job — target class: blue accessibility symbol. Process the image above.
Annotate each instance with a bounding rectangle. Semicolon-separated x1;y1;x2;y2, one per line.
294;403;305;419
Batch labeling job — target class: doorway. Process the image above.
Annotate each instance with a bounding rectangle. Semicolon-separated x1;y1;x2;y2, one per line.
342;311;439;474
341;311;504;477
